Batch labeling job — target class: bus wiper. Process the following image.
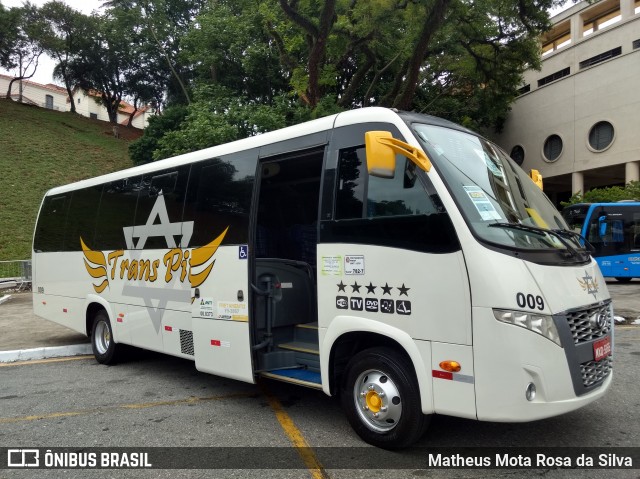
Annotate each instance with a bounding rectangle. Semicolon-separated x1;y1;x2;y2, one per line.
552;229;595;254
488;222;581;259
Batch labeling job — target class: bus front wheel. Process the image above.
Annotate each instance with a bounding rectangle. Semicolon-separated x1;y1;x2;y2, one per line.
341;347;429;449
91;311;120;365
615;277;633;283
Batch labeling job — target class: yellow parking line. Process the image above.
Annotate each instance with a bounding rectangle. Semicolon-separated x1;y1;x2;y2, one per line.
0;392;256;424
0;355;94;368
261;382;328;479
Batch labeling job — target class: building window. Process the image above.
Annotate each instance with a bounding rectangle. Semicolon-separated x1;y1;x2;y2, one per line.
90;113;98;120
543;135;563;162
542;30;571;57
633;39;640;49
579;47;622;69
45;95;53;109
538;67;570;87
583;6;621;37
510;146;525;166
517;84;531;95
588;121;615;151
77;98;80;104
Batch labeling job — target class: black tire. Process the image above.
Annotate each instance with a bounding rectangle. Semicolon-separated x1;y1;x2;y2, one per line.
91;310;120;365
341;347;429;449
615;277;633;283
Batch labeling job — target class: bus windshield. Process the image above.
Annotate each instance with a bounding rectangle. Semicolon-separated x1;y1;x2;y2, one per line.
412;123;588;262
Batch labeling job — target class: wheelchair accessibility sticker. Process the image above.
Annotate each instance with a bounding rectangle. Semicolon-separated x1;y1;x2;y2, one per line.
239;245;248;260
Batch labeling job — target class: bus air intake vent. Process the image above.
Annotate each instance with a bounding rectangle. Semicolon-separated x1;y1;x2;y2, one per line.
180;329;194;356
580;355;612;387
565;302;611;344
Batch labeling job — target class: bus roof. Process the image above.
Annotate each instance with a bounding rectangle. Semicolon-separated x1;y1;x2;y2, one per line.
44;107;401;196
44;107;489;198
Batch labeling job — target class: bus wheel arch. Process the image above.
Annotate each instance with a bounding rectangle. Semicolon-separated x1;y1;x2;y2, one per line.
329;332;430;448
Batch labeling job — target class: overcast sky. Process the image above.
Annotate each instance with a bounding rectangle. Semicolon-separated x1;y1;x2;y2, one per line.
0;0;104;84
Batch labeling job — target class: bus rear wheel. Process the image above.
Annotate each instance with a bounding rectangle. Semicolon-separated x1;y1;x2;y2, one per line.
615;277;633;283
341;347;429;449
91;311;120;365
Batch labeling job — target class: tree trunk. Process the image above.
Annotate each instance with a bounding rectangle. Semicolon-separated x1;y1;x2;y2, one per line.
393;0;452;110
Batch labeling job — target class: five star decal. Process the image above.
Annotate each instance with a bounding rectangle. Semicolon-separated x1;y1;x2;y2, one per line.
335;280;411;316
397;284;410;296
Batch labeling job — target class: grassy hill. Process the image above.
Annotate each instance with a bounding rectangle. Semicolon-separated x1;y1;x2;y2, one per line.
0;99;138;260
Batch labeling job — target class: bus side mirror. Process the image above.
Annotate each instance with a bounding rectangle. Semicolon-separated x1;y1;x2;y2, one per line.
598;216;607;237
529;169;543;190
365;131;431;179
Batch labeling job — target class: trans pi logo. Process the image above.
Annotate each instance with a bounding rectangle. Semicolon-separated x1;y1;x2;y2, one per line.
80;194;228;303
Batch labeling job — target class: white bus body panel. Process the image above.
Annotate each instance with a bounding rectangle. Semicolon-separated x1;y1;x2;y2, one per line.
463;242;611;422
317;243;475;418
191;246;254;383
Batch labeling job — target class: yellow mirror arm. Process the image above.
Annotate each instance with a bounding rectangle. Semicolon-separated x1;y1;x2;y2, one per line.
377;137;432;172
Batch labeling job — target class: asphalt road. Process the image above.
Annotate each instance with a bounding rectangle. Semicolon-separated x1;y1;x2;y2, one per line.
1;326;638;479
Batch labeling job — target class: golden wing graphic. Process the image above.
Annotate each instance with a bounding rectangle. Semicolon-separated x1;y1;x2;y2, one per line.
577;278;588;291
80;237;109;293
189;226;229;290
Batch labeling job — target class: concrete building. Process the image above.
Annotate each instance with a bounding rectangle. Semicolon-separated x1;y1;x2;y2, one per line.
495;0;640;204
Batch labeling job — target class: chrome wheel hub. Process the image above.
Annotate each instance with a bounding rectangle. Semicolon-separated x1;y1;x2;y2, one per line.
353;369;402;432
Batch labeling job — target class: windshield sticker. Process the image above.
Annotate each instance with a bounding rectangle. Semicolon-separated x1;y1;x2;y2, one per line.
463;186;502;221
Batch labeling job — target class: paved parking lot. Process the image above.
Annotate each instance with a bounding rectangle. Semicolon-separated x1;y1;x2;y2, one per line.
0;282;638;477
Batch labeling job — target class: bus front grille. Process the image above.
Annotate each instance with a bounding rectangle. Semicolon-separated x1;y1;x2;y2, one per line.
580;355;612;387
565;301;612;344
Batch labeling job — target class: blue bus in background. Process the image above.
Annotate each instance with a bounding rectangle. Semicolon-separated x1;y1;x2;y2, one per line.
562;202;640;282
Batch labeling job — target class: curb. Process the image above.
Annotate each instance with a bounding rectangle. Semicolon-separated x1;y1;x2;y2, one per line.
0;344;93;363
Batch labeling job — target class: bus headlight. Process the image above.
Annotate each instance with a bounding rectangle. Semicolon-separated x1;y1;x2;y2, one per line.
493;309;561;346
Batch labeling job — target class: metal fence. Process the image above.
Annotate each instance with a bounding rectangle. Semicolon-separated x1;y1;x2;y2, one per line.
0;260;32;290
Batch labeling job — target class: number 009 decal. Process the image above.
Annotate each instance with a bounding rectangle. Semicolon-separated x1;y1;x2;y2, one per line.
516;292;544;311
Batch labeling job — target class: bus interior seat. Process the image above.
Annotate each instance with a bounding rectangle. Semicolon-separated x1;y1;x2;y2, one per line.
254;259;316;330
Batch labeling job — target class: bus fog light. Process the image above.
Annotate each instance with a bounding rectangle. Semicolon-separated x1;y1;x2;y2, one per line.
526;382;536;401
493;309;561;346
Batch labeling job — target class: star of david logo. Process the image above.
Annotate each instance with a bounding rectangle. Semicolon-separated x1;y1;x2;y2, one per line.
121;194;196;332
577;270;599;300
123;194;194;249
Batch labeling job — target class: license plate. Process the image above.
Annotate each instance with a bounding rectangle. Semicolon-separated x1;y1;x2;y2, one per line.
593;336;611;362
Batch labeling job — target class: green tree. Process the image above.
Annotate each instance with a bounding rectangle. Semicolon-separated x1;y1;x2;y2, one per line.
131;0;563;162
0;3;19;69
38;1;91;114
2;3;47;101
128;105;188;164
268;0;561;131
65;12;133;123
561;182;640;207
103;0;206;106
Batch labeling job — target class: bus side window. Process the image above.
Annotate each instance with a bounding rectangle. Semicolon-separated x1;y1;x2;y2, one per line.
63;185;103;251
183;152;257;248
93;178;140;251
335;147;365;219
133;167;189;250
34;195;70;252
330;145;459;253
